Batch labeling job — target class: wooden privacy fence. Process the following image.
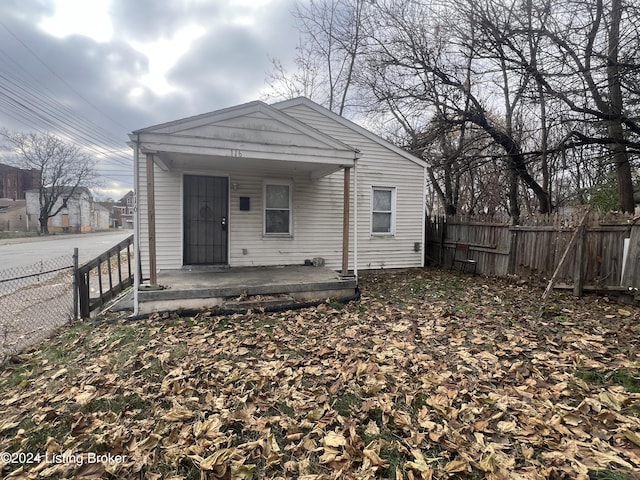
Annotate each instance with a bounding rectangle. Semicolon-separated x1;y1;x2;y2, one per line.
76;234;134;318
425;212;640;298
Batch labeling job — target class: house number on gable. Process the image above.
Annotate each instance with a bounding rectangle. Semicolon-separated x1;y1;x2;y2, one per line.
230;149;242;157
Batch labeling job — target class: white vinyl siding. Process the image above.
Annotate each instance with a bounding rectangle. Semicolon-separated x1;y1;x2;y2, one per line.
137;162;183;276
139;165;346;271
137;100;426;275
229;171;345;267
279;103;425;270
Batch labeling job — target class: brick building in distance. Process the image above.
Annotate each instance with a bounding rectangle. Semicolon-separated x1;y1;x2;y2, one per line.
0;163;41;200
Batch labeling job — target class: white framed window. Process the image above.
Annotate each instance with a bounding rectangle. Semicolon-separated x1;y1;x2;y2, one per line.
264;182;292;235
371;186;396;235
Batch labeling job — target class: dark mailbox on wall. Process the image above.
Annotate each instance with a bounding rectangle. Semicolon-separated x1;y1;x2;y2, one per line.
239;197;250;211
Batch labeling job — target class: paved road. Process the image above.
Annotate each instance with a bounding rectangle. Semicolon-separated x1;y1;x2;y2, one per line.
0;230;133;272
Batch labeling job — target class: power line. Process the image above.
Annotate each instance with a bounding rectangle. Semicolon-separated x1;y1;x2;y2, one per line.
0;21;134;184
0;77;132;166
0;54;133;162
0;56;133;161
0;21;131;132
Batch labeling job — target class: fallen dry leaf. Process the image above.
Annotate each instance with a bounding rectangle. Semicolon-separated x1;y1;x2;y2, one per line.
443;458;469;473
0;269;638;479
323;431;347;448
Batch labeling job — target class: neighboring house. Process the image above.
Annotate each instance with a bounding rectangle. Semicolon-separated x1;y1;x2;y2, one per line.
117;190;134;229
93;203;111;231
98;199;119;228
130;97;427;280
25;187;104;233
0;164;41;200
100;191;134;229
0;199;28;231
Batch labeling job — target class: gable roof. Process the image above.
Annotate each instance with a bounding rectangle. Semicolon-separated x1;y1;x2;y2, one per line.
118;190;134;203
130;100;362;179
271;97;427;169
131;100;356;154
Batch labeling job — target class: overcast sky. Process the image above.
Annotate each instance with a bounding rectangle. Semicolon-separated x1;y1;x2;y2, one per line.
0;0;300;199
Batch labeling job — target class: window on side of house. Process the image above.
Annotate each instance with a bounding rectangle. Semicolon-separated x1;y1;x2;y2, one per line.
371;187;396;235
264;182;292;235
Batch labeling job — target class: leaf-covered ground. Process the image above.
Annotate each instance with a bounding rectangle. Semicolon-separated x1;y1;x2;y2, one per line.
1;268;640;479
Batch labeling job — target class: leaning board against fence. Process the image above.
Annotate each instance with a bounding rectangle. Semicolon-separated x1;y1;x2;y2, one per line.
426;212;639;293
0;255;74;362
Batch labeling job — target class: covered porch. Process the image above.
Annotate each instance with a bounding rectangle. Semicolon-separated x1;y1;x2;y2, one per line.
130;101;361;316
137;265;358;314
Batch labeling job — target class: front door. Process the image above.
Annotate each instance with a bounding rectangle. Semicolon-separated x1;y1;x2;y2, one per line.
183;175;228;265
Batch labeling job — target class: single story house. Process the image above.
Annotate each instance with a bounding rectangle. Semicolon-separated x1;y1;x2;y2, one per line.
130;97;427;314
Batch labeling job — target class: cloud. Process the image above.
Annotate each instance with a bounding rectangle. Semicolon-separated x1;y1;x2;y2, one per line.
0;21;151;134
164;26;267;111
0;0;302;196
0;0;55;24
109;0;222;42
161;0;299;113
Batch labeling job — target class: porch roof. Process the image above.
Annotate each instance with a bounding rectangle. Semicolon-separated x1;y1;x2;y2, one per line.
129;101;358;178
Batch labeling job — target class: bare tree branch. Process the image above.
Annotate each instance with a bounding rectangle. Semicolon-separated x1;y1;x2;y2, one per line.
0;130;98;234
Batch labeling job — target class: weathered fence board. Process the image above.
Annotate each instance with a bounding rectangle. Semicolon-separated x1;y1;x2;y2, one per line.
426;213;639;294
622;225;640;289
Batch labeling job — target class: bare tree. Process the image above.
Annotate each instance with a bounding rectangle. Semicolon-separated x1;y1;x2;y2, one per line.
264;0;370;116
268;0;640;216
364;0;640;216
0;130;97;234
264;45;322;101
361;0;551;220
606;0;634;211
494;0;640;212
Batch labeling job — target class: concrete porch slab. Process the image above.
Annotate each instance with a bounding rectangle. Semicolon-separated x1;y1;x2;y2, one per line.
136;265;357;314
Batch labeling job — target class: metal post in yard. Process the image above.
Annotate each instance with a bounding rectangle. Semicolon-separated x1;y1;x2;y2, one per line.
73;247;79;321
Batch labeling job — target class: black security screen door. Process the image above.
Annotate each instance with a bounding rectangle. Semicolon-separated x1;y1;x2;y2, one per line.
183;175;228;265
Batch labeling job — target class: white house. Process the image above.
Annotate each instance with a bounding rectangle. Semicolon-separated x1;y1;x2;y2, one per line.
25;187;107;233
130;98;427;313
93;203;111;231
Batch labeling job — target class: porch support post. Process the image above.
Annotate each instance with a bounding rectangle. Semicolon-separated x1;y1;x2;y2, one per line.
146;153;158;285
342;166;351;276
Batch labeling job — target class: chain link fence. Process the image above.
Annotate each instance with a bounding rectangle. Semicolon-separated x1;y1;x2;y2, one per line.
0;255;75;363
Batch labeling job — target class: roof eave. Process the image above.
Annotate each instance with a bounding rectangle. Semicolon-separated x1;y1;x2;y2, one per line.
272;97;427;169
